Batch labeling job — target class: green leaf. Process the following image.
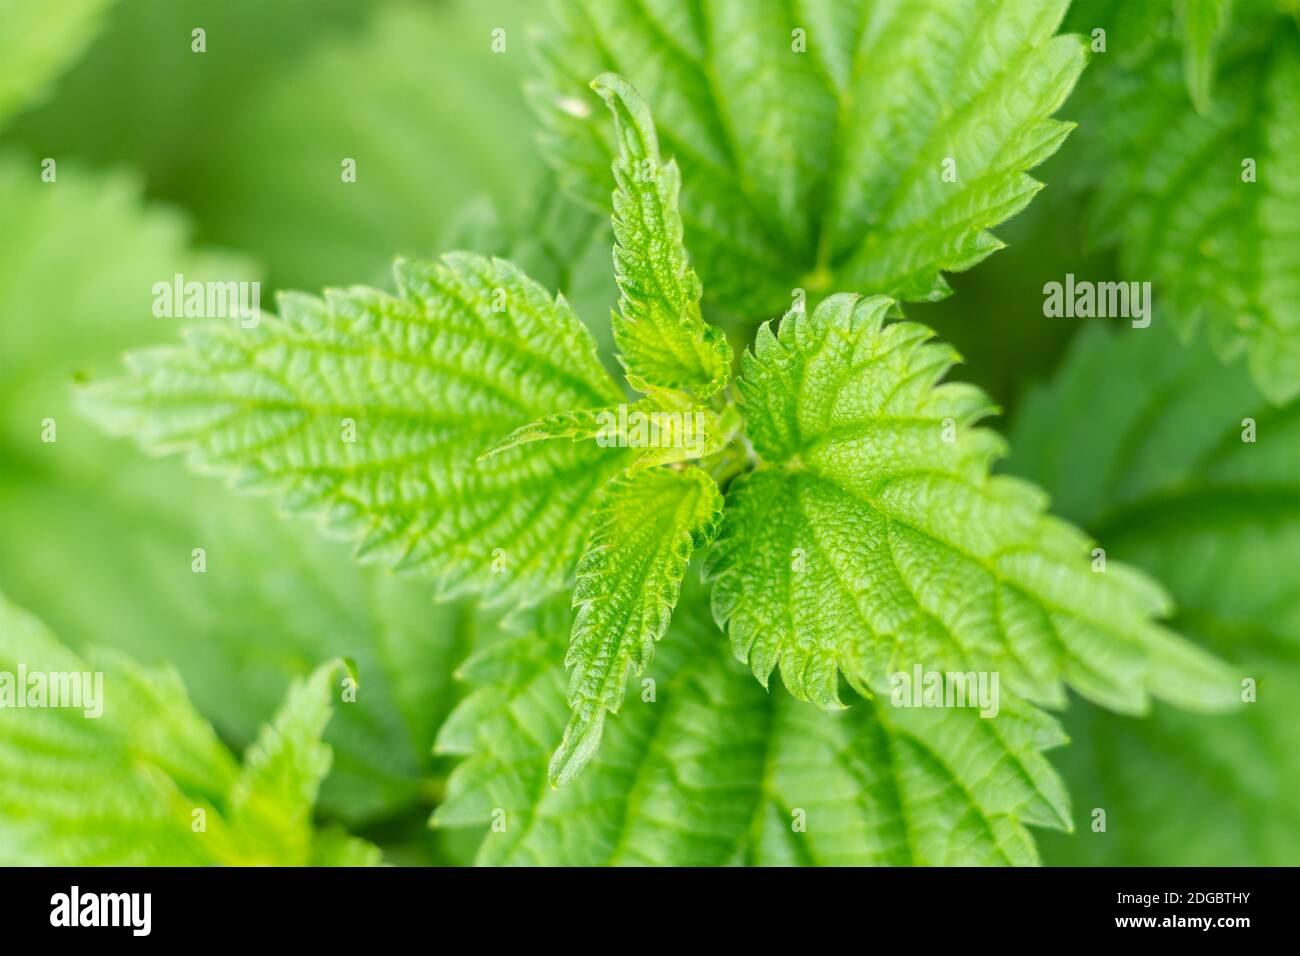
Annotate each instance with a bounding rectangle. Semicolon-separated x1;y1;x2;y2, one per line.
480;390;736;472
592;73;732;396
0;158;472;825
226;660;352;863
0;157;253;437
0;464;470;826
82;253;631;605
531;0;1087;320
1009;319;1300;865
439;181;618;367
1177;0;1230;111
311;827;385;867
434;596;1071;865
705;293;1238;714
1067;2;1300;402
479;406;618;458
0;0;113;128
0;594;378;866
18;0;543;293
3;0;368;226
549;467;723;786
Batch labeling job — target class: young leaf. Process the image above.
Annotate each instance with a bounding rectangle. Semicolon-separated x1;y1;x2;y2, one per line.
0;594;378;866
549;467;723;786
705;293;1238;714
479;406;617;458
532;0;1087;319
82;254;631;605
480;391;735;471
227;660;355;864
1010;319;1300;866
1067;1;1300;402
434;598;1071;865
593;72;732;397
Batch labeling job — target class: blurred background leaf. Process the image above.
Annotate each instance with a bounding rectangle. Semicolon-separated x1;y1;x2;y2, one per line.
7;0;551;291
1059;0;1300;403
0;154;475;844
1008;319;1300;865
0;0;114;127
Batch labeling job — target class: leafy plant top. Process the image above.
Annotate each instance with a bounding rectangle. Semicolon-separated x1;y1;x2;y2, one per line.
83;69;1238;864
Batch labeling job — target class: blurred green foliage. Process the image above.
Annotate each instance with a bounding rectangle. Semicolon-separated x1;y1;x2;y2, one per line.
0;0;562;863
1;0;1295;866
1009;320;1300;865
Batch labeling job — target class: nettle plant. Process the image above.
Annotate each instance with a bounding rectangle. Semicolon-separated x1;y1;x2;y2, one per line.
83;10;1254;864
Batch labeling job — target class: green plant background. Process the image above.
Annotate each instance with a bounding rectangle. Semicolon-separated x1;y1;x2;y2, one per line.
1;0;1294;866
